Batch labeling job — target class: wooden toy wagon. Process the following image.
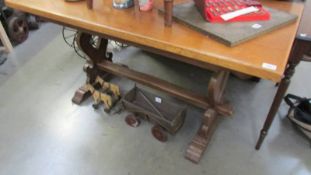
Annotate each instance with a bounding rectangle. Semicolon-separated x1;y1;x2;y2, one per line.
122;86;187;142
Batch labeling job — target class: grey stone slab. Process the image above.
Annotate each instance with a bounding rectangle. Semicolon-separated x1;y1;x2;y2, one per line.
165;2;297;46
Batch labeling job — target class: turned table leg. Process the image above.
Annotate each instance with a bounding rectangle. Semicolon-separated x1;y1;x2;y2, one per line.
255;67;292;149
255;39;311;149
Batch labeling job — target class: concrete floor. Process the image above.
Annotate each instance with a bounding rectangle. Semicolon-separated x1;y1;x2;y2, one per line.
0;24;310;175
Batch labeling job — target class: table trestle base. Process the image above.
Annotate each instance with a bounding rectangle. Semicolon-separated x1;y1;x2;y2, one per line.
72;32;233;163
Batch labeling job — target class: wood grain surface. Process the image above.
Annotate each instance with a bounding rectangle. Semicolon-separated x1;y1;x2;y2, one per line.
5;0;304;82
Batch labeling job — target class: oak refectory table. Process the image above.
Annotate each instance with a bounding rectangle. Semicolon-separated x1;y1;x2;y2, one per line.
5;0;305;163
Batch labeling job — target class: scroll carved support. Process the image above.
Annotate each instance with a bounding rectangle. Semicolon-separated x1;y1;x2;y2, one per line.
185;70;231;163
72;32;113;104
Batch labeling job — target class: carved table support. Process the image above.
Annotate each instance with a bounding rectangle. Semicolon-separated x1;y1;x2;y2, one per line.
186;70;231;163
72;32;112;104
186;109;218;163
71;32;234;164
255;39;311;149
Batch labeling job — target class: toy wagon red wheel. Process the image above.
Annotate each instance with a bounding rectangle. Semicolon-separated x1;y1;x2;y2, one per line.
7;15;29;44
151;125;168;142
125;114;141;127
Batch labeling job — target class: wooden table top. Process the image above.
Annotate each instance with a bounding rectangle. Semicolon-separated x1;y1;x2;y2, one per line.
5;0;304;82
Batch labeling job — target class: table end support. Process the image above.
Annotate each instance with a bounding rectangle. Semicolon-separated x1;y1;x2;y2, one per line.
186;70;231;163
71;32;112;105
185;109;218;163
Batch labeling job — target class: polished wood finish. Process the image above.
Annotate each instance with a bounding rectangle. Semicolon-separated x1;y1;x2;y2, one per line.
256;0;311;149
5;0;304;82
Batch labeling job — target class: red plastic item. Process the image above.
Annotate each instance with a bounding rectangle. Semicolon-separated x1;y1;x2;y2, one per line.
194;0;270;23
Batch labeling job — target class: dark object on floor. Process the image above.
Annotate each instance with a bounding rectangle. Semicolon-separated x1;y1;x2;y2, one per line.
0;0;40;44
26;14;39;30
122;86;187;142
285;94;311;140
0;53;7;65
7;14;29;44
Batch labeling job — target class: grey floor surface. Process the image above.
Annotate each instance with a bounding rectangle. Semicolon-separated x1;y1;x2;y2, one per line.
0;23;310;175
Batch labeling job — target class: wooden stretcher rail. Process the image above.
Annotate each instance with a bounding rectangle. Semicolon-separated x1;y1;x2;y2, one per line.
97;61;233;116
97;61;209;108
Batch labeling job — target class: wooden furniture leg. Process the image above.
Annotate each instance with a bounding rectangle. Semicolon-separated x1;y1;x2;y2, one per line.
186;109;218;163
255;66;292;149
185;70;230;163
72;32;112;104
0;22;13;53
255;39;311;149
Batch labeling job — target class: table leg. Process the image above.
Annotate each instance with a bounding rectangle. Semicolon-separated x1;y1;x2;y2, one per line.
255;39;311;149
255;66;292;150
72;32;112;104
185;70;230;163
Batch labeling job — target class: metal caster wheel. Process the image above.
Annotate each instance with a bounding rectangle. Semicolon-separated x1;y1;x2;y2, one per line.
7;15;29;44
151;125;167;142
125;114;141;127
